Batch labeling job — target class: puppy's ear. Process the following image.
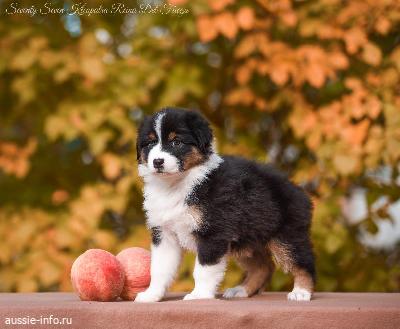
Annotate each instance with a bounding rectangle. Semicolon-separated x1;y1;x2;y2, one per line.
136;138;141;161
186;111;213;154
136;115;151;161
136;129;143;161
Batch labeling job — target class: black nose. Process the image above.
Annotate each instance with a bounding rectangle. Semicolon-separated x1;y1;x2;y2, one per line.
153;158;164;169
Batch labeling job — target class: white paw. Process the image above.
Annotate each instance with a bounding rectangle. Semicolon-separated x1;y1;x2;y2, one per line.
183;291;215;301
287;287;312;301
223;286;248;299
134;290;162;303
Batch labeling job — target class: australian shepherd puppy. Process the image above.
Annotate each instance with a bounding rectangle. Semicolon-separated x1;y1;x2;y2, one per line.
135;107;315;302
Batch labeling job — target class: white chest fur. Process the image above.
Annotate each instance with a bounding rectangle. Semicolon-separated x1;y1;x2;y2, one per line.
143;176;198;251
140;153;223;251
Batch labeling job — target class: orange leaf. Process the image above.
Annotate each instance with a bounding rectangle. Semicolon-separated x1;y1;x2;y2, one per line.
303;111;318;134
374;17;391;35
100;153;122;180
270;62;290;86
215;12;238;39
236;7;255;30
255;98;268;111
341;119;370;146
208;0;234;11
197;16;218;42
52;190;70;205
366;73;381;87
234;36;257;58
362;42;382;66
329;52;349;70
225;87;255;106
281;11;297;27
365;96;382;119
168;0;188;4
14;159;29;178
343;28;367;54
236;65;252;85
306;129;321;150
306;64;325;88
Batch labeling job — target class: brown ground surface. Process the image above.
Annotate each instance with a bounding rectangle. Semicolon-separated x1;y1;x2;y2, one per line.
0;292;399;329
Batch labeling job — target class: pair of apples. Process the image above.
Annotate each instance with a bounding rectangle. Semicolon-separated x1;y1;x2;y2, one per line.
71;248;151;301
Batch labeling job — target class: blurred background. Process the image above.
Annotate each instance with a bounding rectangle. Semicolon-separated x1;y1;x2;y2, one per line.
0;0;400;293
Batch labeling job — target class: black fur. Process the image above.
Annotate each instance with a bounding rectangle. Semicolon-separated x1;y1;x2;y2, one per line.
151;226;162;246
137;107;316;283
188;156;315;282
136;107;212;171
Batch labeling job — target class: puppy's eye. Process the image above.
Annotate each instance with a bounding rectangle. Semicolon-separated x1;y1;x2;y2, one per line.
143;140;157;147
171;140;182;147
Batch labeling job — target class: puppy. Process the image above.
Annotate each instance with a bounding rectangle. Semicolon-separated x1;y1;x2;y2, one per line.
135;107;315;302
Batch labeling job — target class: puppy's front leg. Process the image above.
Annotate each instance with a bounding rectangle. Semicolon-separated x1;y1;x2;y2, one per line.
184;239;227;300
135;228;181;302
184;256;226;300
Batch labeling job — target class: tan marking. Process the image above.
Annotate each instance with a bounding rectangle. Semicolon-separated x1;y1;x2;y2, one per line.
268;240;293;273
139;149;147;164
229;248;253;259
183;147;204;170
168;132;177;141
268;240;314;293
148;132;156;141
188;205;203;226
292;266;314;292
233;248;275;296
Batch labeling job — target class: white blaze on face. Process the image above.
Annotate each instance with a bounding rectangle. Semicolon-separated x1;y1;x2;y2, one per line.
147;113;180;174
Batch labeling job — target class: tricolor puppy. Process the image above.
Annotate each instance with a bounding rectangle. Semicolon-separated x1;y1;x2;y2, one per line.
135;107;315;302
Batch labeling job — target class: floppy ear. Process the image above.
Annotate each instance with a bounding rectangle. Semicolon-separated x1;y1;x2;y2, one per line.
186;111;213;154
136;139;141;161
136;132;142;161
136;115;151;161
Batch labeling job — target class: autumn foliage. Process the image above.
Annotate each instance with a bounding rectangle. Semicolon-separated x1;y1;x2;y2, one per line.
0;0;399;293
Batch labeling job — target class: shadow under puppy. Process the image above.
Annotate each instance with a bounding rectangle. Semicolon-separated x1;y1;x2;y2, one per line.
135;107;315;302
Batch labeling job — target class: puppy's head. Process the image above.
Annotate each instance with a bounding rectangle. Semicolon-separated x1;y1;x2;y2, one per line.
136;107;213;176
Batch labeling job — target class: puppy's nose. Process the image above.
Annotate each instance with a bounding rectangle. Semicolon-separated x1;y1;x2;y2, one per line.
153;158;164;169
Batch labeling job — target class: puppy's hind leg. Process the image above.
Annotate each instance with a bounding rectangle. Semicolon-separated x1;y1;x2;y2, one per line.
223;249;275;299
268;238;315;301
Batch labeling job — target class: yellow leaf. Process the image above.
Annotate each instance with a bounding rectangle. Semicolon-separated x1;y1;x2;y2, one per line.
16;278;38;292
333;153;359;175
39;261;61;287
80;57;105;82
